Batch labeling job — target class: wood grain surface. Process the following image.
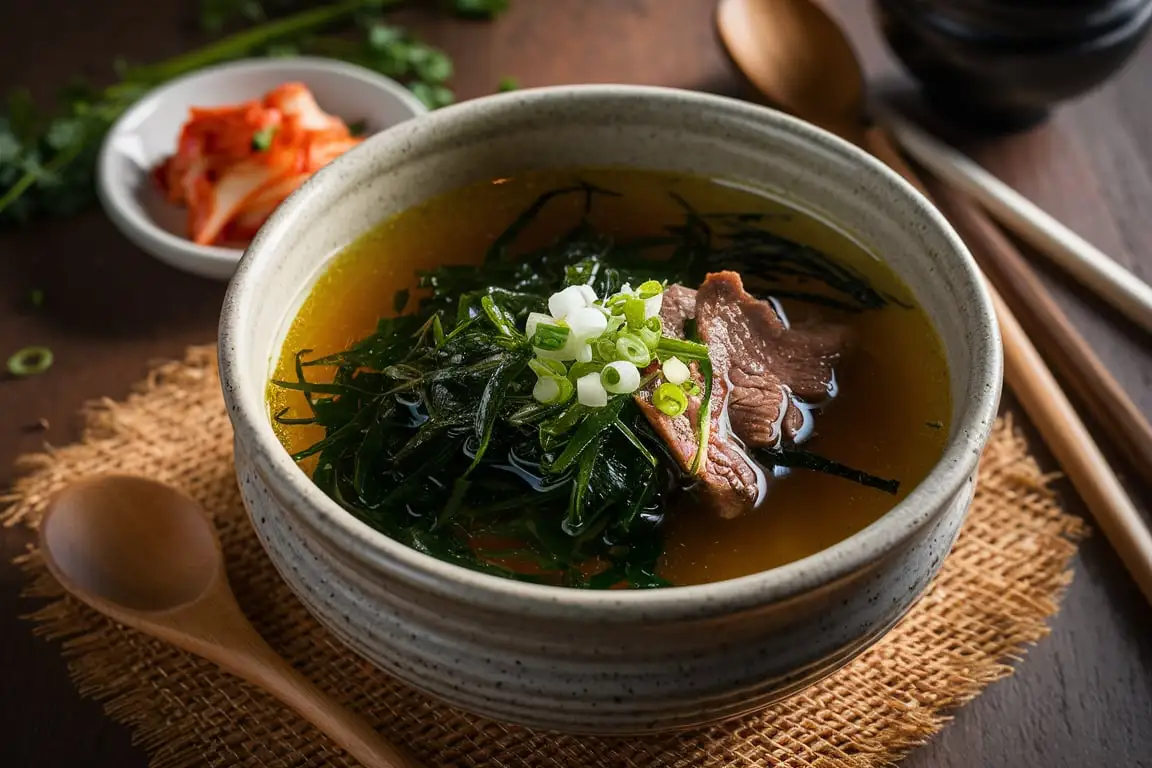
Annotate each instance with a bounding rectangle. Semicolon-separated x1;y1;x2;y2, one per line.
1;1;1150;765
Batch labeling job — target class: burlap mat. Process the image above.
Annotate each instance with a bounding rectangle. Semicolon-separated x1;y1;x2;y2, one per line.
3;345;1086;768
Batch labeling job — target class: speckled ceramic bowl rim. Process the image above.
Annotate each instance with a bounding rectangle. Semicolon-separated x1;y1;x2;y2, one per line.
219;84;1002;621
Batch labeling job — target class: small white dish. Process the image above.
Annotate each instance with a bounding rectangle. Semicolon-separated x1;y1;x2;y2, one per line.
96;57;428;281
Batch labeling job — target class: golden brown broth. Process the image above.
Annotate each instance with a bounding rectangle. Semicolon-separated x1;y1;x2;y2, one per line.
269;168;951;586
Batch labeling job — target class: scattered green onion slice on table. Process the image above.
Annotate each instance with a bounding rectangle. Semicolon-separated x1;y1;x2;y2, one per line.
7;346;54;377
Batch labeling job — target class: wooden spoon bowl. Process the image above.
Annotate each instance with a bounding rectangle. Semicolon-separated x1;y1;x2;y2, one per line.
38;475;422;768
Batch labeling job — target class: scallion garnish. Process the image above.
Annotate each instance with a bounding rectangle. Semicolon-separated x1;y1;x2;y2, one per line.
533;375;573;405
656;336;710;361
532;322;570;351
615;333;651;366
602;361;641;394
662;356;691;385
6;346;53;377
653;382;688;417
638;316;662;350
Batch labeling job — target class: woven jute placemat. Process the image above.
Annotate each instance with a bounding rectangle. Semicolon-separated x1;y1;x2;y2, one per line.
3;345;1086;767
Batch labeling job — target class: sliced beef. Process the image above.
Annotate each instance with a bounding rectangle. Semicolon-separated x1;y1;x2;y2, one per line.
696;271;847;448
659;284;698;339
634;377;761;520
636;271;848;519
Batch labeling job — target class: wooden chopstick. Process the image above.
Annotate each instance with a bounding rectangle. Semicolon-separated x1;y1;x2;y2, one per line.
925;177;1152;483
880;108;1152;337
862;126;1152;606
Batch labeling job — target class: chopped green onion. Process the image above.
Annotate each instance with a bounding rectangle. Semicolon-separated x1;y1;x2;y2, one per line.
638;316;662;350
6;346;53;377
624;297;646;329
533;375;573;405
615;333;651;366
594;337;618;362
601;361;641;394
653;382;688;417
656;336;710;361
576;372;608;407
532;322;570;351
690;357;714;475
662;356;691;385
568;361;602;382
637;279;663;299
525;311;553;338
529;357;567;378
548;285;589;319
565;306;607;339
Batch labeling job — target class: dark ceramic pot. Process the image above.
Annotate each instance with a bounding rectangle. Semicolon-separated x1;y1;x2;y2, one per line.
875;0;1152;132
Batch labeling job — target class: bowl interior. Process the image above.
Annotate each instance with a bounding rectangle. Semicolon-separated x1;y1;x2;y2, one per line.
98;57;426;277
223;85;1001;609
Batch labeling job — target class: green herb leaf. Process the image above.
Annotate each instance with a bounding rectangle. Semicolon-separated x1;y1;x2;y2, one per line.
498;76;519;92
408;81;455;110
451;0;510;19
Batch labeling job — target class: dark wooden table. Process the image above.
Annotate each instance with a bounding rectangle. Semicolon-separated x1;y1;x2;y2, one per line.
2;1;1150;765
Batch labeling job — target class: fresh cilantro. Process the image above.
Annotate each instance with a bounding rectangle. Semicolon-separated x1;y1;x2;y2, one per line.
498;76;519;92
451;0;509;19
408;82;455;110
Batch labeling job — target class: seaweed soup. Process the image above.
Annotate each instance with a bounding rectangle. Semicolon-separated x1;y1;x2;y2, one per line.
268;168;951;588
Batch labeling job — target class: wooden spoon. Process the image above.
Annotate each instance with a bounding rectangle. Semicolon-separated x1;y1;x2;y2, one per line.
717;0;1152;604
37;475;422;768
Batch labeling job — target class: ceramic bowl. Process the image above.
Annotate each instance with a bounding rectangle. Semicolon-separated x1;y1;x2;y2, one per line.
96;57;427;281
876;0;1152;132
218;85;1003;734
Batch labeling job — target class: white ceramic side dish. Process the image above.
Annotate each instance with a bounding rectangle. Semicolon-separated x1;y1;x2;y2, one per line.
218;84;1003;734
96;56;427;281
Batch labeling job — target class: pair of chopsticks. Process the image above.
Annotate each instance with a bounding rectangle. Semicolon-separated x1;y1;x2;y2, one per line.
873;109;1152;605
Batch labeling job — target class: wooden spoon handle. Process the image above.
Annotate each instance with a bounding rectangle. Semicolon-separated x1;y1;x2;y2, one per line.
862;126;1152;605
236;649;423;768
924;175;1152;479
168;601;423;768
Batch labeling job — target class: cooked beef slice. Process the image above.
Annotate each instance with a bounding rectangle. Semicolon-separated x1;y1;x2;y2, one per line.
696;271;847;448
636;272;848;518
634;377;760;519
658;284;698;339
